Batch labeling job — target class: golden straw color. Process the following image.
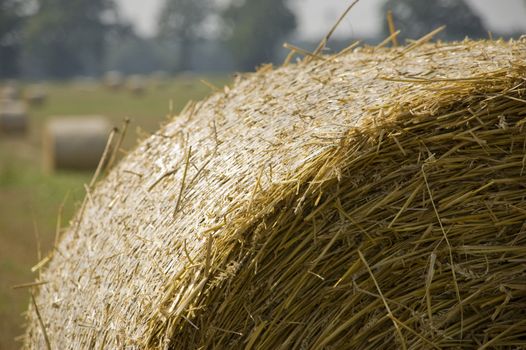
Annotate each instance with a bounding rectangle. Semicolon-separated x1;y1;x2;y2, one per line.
24;38;526;349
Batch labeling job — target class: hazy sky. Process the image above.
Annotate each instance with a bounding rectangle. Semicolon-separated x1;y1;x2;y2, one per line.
115;0;526;39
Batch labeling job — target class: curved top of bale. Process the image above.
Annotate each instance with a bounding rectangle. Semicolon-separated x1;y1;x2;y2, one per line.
45;116;111;134
25;39;526;349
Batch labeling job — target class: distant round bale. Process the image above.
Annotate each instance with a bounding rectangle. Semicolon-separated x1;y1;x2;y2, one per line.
126;75;146;95
25;40;526;349
0;100;28;135
103;70;124;90
25;85;48;107
1;83;21;100
43;116;112;171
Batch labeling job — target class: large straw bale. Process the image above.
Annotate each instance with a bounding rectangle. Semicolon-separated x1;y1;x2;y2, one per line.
0;100;28;135
43;116;112;171
25;40;526;349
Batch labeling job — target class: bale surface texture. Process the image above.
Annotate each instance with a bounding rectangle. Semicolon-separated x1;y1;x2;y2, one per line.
43;116;111;171
26;40;526;349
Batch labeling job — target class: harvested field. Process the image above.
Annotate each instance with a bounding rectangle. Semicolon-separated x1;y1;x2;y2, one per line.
25;39;526;349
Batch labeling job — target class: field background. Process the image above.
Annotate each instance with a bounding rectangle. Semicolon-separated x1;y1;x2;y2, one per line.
0;75;229;350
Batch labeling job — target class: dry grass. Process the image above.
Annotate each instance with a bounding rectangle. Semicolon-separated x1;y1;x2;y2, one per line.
24;39;526;349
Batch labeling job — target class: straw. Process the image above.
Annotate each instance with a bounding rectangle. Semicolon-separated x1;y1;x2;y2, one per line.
386;9;399;47
23;39;526;349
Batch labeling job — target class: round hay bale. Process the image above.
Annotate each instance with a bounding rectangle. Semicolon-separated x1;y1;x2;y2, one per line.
25;40;526;349
25;85;48;106
1;82;21;100
43;116;112;172
0;100;28;135
103;70;124;90
126;75;146;96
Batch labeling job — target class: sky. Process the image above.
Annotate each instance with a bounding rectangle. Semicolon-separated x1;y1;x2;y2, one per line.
115;0;526;39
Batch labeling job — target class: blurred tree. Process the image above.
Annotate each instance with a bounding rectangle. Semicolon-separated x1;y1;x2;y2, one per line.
381;0;486;42
0;0;25;77
23;0;117;78
223;0;296;71
157;0;213;72
105;32;166;75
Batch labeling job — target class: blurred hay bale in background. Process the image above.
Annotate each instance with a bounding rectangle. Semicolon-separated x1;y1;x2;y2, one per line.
43;116;112;172
0;100;28;135
126;75;146;96
1;81;21;101
25;39;526;349
25;84;48;107
103;70;124;91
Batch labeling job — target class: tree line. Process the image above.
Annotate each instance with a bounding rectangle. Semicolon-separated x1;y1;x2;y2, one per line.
0;0;502;79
